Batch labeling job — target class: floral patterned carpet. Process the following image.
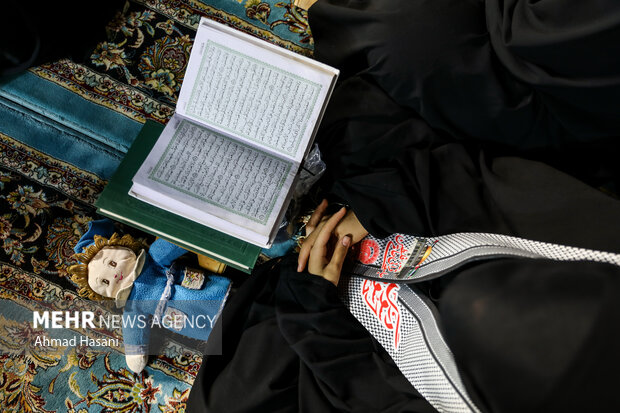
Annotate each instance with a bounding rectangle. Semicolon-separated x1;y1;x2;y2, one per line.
0;133;201;413
34;0;313;129
0;0;313;411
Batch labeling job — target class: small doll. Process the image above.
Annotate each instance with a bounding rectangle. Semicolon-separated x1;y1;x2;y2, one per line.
68;219;231;373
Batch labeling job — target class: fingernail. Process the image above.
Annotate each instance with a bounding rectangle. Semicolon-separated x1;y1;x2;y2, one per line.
342;235;351;247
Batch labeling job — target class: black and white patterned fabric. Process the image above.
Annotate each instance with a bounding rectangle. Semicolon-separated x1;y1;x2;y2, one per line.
340;232;620;412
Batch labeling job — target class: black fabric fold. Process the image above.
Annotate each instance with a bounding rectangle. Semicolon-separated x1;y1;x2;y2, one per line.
187;256;436;412
438;258;620;413
308;0;620;253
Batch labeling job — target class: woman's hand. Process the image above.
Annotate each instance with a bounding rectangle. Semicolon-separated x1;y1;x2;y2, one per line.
297;199;369;275
302;206;352;286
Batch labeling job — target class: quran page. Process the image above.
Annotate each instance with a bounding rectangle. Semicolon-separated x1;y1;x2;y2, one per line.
176;18;337;163
131;117;296;247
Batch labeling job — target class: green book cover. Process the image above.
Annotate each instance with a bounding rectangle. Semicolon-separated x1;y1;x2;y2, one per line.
95;120;261;273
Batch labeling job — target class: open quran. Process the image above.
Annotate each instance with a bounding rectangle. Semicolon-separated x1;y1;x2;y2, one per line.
128;18;338;248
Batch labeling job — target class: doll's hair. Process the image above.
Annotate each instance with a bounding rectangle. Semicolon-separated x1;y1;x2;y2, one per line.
68;233;146;300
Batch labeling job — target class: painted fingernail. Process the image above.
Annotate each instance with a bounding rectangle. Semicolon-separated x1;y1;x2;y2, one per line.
342;235;351;247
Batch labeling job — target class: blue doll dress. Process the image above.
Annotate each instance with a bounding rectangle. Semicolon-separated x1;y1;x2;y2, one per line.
73;219;231;356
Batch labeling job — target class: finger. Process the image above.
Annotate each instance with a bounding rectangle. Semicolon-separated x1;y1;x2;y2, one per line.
330;234;352;270
323;234;352;285
297;219;325;271
308;208;347;273
306;199;328;236
314;207;347;249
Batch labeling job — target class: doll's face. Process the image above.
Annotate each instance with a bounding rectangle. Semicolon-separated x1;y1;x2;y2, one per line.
87;247;138;298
